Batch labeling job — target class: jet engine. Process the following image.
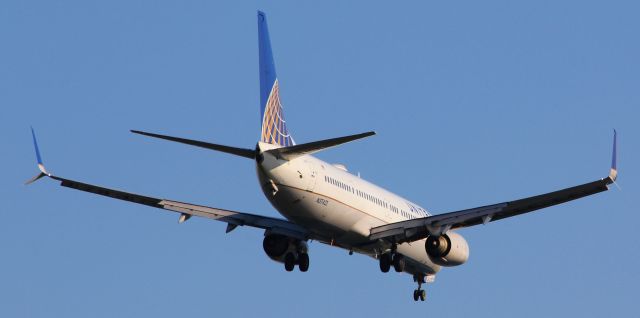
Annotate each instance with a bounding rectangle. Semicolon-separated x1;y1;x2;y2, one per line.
425;232;469;267
262;234;306;262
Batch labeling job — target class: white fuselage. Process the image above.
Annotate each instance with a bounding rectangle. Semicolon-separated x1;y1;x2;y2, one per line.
255;142;440;275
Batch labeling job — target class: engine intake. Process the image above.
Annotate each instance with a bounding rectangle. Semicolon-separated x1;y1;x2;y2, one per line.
263;234;290;259
262;234;307;263
425;232;469;267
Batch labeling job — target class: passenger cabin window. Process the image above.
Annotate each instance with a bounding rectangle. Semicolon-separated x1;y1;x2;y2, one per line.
325;175;419;218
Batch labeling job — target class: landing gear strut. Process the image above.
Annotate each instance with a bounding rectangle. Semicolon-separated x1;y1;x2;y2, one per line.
412;274;427;302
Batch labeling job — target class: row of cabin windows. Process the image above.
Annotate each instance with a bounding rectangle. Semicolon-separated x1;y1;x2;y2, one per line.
324;175;420;219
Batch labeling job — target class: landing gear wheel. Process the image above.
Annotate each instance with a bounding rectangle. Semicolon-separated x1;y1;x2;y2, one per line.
298;253;309;272
284;253;295;272
392;254;405;272
413;274;427;302
379;253;391;273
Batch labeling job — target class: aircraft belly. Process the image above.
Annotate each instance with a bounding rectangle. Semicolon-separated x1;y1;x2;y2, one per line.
271;186;367;240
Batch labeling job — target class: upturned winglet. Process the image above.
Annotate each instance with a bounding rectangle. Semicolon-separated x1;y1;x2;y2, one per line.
609;129;618;182
25;127;51;185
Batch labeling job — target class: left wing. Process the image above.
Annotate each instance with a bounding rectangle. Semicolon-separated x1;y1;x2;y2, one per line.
370;131;619;243
26;128;311;241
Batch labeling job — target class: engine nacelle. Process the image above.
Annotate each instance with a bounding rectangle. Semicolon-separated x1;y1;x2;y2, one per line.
425;232;469;267
262;234;306;263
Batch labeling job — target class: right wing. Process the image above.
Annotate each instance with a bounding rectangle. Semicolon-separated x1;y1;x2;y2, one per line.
26;128;311;241
370;130;619;243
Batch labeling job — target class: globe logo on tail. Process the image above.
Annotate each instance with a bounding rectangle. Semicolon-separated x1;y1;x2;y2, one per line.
261;79;293;147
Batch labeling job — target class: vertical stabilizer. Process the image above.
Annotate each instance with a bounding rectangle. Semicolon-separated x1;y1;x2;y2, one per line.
258;11;294;147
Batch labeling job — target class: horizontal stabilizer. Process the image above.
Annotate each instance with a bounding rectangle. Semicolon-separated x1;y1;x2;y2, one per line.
266;131;375;160
131;130;255;159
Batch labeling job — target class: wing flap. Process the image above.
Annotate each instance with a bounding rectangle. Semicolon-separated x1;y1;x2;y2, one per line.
159;200;309;239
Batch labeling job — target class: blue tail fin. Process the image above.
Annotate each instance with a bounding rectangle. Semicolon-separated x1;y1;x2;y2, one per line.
258;11;294;147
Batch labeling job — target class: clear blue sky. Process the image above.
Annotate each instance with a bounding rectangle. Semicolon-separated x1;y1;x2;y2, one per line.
2;1;638;317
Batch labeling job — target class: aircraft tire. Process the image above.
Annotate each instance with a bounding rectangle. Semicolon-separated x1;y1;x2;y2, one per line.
392;254;405;272
284;253;296;272
379;253;391;273
298;253;309;272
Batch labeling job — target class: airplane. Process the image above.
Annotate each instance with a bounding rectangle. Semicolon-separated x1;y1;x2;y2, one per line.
27;11;619;302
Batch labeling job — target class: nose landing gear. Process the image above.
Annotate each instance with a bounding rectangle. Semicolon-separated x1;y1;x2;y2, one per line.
412;274;427;302
377;247;429;302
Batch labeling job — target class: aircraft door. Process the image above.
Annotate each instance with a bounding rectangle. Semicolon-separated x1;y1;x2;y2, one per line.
302;159;318;192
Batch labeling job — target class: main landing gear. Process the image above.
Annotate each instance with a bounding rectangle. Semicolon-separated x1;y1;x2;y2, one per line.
284;252;310;272
412;274;427;302
379;252;406;273
377;247;428;301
